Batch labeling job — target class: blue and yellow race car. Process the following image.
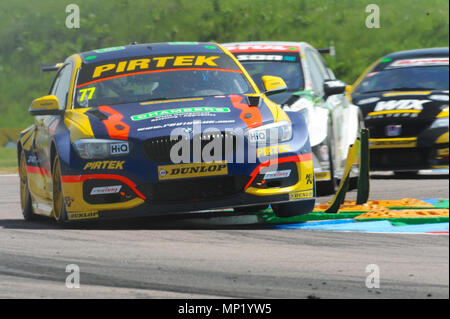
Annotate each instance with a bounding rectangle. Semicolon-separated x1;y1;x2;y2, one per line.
18;42;316;222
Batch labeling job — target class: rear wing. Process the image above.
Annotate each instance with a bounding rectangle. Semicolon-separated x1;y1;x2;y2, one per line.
318;46;335;57
41;63;64;72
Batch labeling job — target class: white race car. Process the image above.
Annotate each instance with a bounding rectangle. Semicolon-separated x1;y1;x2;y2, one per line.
223;41;364;194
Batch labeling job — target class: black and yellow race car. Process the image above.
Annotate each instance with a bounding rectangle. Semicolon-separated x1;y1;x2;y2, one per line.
17;42;316;223
349;47;449;174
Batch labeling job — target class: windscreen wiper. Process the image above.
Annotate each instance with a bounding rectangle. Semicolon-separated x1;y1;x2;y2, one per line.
137;97;169;103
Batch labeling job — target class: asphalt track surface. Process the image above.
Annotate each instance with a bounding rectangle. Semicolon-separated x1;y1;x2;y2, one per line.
0;172;448;299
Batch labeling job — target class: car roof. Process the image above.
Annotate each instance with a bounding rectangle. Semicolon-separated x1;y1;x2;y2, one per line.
78;42;224;63
383;47;449;60
222;41;311;50
370;47;449;72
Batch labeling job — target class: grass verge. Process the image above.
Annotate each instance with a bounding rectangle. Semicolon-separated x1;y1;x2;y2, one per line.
0;148;17;174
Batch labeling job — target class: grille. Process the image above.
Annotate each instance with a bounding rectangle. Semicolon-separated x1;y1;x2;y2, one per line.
138;175;250;202
143;132;237;163
368;120;433;138
370;148;428;169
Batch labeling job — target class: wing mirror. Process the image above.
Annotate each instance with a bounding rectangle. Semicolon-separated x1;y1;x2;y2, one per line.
345;84;353;94
323;79;347;98
29;95;64;116
262;75;288;96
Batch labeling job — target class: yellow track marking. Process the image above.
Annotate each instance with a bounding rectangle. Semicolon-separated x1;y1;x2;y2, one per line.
355;209;449;219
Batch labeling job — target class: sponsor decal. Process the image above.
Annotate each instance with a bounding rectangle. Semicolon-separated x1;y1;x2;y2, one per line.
289;190;313;200
366;112;420;119
374;99;429;112
110;142;129;155
385;124;402;137
315;171;331;180
263;170;291;180
369;138;417;149
131;107;230;121
236;54;284;61
429;94;449;102
225;44;299;52
159;169;168;177
357;97;380;105
76;54;243;89
388;57;449;68
67;211;99;220
257;145;291;157
91;55;221;78
27;155;39;165
367;100;430;118
157;161;228;180
90;185;122;195
64;196;74;208
83;160;125;170
283;56;296;61
137;119;235;132
248;131;266;143
319;145;329;161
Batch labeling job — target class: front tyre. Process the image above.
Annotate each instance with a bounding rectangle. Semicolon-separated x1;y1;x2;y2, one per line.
52;155;68;223
393;171;419;178
272;199;315;218
19;150;36;221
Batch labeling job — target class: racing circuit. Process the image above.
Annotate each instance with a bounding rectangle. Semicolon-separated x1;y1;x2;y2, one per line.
0;170;448;299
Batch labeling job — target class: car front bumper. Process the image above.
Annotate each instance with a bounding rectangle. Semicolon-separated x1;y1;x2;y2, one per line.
61;153;315;221
368;128;449;171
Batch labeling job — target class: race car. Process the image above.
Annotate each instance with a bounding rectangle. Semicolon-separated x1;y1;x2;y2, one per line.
223;42;364;194
17;42;316;223
348;47;449;174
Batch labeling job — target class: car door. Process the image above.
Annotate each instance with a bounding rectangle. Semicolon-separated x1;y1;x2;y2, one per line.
305;47;347;168
31;63;73;206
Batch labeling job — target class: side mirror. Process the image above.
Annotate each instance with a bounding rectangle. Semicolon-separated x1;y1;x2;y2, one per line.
261;75;288;96
29;95;63;116
323;79;347;98
345;84;353;94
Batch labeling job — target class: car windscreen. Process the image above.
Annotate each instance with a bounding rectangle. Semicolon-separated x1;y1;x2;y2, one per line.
235;52;303;93
74;53;255;108
353;65;449;94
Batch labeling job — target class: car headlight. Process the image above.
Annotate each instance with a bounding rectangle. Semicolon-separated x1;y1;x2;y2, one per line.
430;117;449;129
245;120;292;144
73;139;130;159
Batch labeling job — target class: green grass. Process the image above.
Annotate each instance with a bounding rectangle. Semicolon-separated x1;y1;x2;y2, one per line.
0;147;17;168
0;128;23;146
0;0;448;127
